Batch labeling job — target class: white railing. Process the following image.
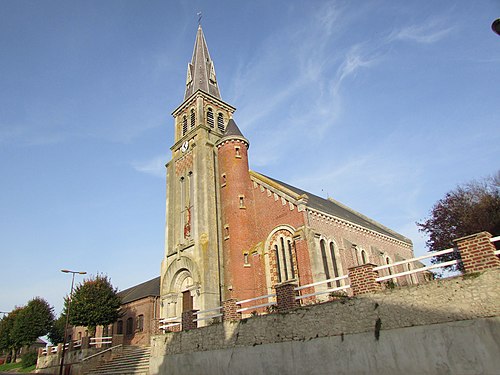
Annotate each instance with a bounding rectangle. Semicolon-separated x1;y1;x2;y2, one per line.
295;275;350;300
491;236;500;255
89;336;112;346
81;344;122;362
73;339;82;348
159;316;181;330
193;306;223;322
374;247;459;282
236;293;276;313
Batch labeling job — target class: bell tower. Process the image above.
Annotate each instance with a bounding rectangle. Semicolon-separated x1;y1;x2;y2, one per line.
160;26;235;320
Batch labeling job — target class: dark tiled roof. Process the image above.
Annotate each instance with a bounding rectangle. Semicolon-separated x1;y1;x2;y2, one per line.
224;119;244;138
260;174;412;244
118;276;160;305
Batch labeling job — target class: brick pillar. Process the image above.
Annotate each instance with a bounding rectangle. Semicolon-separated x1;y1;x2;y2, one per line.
112;334;124;346
275;282;299;313
222;299;241;321
181;310;197;331
81;336;90;349
348;263;381;295
454;231;500;273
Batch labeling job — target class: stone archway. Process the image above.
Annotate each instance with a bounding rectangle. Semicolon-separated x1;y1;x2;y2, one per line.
161;256;200;318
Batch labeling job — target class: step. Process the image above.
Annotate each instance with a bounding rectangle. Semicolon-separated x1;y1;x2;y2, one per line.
87;346;151;375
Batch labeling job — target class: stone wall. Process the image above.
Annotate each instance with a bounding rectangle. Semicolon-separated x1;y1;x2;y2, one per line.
150;269;500;374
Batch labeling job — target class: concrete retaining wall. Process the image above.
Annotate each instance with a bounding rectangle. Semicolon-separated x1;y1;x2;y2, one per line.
150;269;500;374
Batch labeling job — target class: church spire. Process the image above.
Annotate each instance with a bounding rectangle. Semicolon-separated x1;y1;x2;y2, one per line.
184;25;221;100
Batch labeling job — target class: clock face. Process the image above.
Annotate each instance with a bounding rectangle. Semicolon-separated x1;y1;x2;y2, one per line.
181;141;189;153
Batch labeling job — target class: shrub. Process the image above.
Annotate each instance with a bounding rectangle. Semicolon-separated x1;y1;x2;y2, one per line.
21;351;38;368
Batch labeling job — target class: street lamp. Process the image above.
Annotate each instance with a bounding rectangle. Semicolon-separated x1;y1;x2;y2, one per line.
59;269;86;375
492;18;500;36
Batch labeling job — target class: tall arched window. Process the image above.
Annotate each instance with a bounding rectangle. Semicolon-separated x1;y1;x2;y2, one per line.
217;113;224;132
126;317;133;335
207;108;214;128
320;239;331;286
361;250;367;264
271;230;296;284
182;115;188;135
329;242;340;287
190;109;195;129
117;320;123;335
274;244;282;283
287;240;295;279
137;315;144;332
386;256;392;275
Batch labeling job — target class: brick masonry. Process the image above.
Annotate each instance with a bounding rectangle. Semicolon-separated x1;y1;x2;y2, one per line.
454;231;500;272
348;263;382;295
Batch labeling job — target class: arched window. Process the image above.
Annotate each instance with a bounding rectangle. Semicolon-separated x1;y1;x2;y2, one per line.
361;250;367;264
190;109;195;129
287;240;295;279
329;242;341;287
207;108;214;128
217;113;224;132
137;315;144;332
182;115;187;136
320;239;331;286
116;320;123;335
386;257;392;275
272;230;296;284
126;317;133;335
274;244;282;283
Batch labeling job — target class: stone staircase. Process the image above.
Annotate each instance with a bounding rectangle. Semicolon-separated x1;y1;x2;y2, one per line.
87;345;150;375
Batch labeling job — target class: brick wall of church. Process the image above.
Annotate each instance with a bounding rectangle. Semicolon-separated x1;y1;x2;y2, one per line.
307;210;414;284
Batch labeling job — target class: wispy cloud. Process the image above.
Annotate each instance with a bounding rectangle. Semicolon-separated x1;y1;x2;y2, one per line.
131;155;166;178
388;18;454;44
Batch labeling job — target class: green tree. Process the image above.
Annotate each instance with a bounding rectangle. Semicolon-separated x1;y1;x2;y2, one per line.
11;298;54;349
67;275;121;336
0;307;24;363
417;172;500;270
47;314;66;345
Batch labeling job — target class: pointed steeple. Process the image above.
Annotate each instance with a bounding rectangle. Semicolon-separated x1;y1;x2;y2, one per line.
184;25;221;100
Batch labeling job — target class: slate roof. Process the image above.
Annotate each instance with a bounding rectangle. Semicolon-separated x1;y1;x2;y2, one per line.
184;25;221;100
118;276;160;305
224;118;244;138
255;173;412;244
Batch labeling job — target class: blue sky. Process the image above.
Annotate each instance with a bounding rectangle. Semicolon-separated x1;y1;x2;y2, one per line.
1;0;499;316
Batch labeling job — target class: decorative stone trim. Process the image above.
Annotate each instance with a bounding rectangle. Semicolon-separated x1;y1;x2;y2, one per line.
307;209;413;249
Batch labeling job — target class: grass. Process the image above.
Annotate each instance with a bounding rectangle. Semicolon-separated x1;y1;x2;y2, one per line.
0;361;37;373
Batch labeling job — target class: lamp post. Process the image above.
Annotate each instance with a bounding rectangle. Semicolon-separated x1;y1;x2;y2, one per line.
59;269;86;375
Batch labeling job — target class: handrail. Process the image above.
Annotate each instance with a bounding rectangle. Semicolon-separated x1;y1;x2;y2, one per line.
236;301;275;313
296;284;351;300
490;236;500;243
81;344;122;362
295;275;349;291
375;259;460;282
237;293;276;305
374;247;456;271
193;306;222;315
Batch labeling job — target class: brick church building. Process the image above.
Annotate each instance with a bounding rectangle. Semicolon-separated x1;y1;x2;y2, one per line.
159;25;415;321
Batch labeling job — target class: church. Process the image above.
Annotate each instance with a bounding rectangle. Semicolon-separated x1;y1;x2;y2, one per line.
158;25;415;321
